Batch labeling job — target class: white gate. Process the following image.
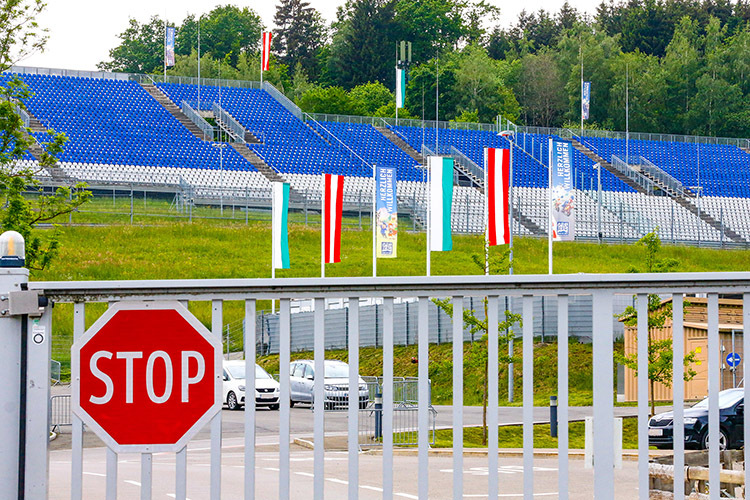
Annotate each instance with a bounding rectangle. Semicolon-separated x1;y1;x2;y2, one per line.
2;272;749;499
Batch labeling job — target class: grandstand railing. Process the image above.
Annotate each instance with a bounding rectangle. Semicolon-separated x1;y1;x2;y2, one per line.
263;81;303;120
450;146;484;185
8;65;131;81
303;113;375;173
609;155;659;194
211;102;246;143
632;156;693;198
181;101;215;141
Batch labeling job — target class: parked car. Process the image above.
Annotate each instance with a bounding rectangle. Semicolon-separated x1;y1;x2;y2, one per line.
648;388;744;450
223;361;280;411
289;359;369;410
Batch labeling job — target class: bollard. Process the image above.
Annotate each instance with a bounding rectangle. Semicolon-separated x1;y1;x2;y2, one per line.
550;396;558;438
374;390;383;440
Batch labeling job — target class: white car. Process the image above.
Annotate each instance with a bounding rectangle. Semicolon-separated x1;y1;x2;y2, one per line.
289;359;369;410
223;361;280;411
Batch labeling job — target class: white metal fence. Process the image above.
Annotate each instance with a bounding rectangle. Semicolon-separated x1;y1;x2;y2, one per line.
9;274;750;499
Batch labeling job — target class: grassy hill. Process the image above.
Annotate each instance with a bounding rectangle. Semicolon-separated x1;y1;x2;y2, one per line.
34;220;749;384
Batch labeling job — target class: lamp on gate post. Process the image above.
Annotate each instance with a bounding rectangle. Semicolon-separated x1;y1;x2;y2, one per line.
0;231;25;267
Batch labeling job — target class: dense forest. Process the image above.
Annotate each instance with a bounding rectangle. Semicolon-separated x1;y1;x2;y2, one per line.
98;0;750;137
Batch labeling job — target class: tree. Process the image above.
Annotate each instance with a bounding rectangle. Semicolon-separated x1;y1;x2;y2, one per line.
98;16;165;73
273;0;327;80
297;86;360;115
99;6;263;73
1;1;91;270
349;81;393;115
615;231;698;417
433;251;521;445
515;51;567;127
328;0;398;89
0;0;47;70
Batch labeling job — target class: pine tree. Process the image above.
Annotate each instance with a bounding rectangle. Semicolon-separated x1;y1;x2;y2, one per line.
273;0;326;80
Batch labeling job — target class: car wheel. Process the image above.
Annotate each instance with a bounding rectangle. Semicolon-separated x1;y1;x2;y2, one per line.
227;392;240;411
701;428;729;450
270;404;279;410
359;401;368;410
290;399;296;408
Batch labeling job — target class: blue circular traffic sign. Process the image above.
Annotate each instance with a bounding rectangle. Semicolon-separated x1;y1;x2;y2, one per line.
726;352;741;368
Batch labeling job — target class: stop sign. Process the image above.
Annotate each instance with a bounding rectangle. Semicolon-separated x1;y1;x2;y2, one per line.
71;301;222;453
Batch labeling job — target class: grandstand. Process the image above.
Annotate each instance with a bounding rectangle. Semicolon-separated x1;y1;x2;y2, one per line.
3;66;749;247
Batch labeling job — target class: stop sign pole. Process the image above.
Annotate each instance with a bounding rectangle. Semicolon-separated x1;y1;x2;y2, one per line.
72;301;222;453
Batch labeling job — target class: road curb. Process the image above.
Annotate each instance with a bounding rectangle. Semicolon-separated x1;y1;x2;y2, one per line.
293;438;673;461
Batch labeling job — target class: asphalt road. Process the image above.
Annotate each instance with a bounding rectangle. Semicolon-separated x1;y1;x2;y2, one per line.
49;435;642;499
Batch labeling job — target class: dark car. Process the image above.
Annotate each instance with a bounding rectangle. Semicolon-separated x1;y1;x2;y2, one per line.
648;388;745;450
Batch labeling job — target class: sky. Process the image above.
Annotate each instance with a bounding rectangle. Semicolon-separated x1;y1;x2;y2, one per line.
20;0;600;72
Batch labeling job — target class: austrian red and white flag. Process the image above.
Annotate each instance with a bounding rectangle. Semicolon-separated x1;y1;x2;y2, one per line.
485;147;511;246
323;174;344;264
261;32;273;72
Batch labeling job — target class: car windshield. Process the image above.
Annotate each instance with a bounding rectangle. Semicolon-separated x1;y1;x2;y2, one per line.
225;365;273;380
324;363;349;378
693;390;743;409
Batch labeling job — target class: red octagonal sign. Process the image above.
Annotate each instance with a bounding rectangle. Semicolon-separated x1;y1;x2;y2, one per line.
72;301;222;453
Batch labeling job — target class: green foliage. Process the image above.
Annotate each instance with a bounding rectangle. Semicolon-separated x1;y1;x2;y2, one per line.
0;0;48;70
99;6;263;73
615;230;696;416
273;0;327;80
327;0;398;90
348;82;393;115
0;4;92;270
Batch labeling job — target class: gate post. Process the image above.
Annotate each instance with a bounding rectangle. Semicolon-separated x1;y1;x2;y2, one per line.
0;266;29;500
0;231;50;500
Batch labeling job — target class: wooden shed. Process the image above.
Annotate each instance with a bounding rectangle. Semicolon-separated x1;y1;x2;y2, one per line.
623;297;744;402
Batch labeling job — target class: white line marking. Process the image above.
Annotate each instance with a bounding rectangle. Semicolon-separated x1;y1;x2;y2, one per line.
167;494;193;500
395;493;418;499
295;472;314;478
124;480;141;487
83;472;106;477
326;478;348;485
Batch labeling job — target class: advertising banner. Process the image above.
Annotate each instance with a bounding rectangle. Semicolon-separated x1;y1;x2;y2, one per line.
376;166;398;258
165;27;176;67
582;81;591;120
549;140;575;241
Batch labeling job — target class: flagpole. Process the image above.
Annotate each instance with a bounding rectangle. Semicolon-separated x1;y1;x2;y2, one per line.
426;159;431;277
509;143;514;275
321;175;326;278
548;138;553;275
163;19;167;79
260;33;264;86
580;42;584;136
483;149;489;276
372;165;377;278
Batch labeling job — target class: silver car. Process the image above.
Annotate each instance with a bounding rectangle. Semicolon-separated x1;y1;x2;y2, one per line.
289;360;369;410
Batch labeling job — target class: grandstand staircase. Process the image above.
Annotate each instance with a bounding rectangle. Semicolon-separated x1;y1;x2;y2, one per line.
374;126;425;165
229;144;286;184
570;138;747;244
569;139;645;193
22;112;72;182
740;146;750;156
140;83;207;140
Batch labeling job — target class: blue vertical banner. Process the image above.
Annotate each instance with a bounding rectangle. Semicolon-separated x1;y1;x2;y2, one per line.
549;140;575;241
376;166;398;258
165;26;176;67
582;81;591;120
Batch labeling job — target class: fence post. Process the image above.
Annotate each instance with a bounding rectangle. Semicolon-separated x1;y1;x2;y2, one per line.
130;187;134;225
358;190;362;230
246;188;249;225
0;261;31;500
